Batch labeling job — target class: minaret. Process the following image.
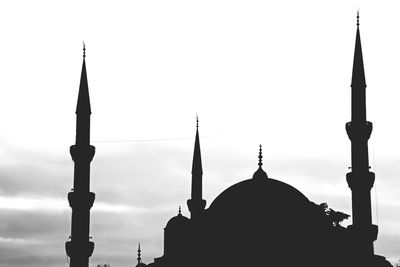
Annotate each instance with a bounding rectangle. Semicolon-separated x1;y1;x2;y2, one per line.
187;117;206;219
136;243;147;267
65;44;96;267
137;243;142;264
345;12;378;259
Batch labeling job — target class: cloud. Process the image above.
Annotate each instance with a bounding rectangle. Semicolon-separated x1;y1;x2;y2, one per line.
0;237;43;245
0;195;143;214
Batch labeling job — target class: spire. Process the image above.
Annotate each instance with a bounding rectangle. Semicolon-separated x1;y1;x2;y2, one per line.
351;11;366;122
76;43;91;115
258;144;263;168
137;243;142;264
253;144;268;179
187;116;206;219
192;116;202;176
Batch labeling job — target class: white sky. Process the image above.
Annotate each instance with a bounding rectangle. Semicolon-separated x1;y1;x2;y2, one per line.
0;1;399;266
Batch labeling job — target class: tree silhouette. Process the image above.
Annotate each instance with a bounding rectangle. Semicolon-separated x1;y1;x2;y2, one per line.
318;202;350;227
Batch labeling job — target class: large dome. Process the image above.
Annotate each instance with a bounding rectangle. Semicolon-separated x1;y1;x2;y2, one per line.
209;176;310;212
203;168;331;267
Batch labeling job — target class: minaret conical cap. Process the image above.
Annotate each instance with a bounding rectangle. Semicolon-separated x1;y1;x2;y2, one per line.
351;11;366;88
76;43;92;115
192;115;203;175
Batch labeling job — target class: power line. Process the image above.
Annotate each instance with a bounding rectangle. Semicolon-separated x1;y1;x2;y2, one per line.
92;134;228;144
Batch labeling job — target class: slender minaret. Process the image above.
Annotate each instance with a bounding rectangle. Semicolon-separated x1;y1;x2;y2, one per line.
187;117;206;219
345;12;378;259
65;44;96;267
137;243;142;264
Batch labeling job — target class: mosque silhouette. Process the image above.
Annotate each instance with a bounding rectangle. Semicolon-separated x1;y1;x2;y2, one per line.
65;14;393;267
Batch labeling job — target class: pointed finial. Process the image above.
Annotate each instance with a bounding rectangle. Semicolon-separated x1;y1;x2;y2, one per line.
196;114;199;128
83;41;86;58
357;10;360;27
137;243;142;263
252;144;268;179
178;206;181;215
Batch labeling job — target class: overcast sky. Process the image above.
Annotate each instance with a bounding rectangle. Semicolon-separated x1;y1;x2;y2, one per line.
0;0;399;266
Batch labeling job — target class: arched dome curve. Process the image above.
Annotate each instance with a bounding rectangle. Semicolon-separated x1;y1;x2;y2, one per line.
165;212;189;229
209;177;310;213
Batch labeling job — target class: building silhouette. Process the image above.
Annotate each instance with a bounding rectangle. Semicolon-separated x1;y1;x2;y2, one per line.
134;14;392;267
62;15;394;267
65;44;96;267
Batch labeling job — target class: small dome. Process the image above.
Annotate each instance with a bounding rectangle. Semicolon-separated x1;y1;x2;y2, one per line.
136;262;147;267
165;211;190;229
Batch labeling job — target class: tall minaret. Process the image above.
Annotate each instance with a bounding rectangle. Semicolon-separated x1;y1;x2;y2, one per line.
187;117;206;219
346;12;377;259
65;44;96;267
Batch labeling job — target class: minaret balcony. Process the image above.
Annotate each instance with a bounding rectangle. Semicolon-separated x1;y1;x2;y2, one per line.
65;240;95;257
346;171;375;190
70;145;96;162
65;240;72;257
346;121;373;141
68;191;96;209
88;241;95;257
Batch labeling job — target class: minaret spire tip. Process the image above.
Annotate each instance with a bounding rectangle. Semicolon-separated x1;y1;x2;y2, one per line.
83;41;86;58
357;10;360;27
196;114;199;128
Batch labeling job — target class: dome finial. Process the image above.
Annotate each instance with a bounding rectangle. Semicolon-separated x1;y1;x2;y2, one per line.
83;41;86;58
178;205;181;214
137;243;142;264
252;144;268;179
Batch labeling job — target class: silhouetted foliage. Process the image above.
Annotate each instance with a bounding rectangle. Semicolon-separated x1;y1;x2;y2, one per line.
318;202;350;227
